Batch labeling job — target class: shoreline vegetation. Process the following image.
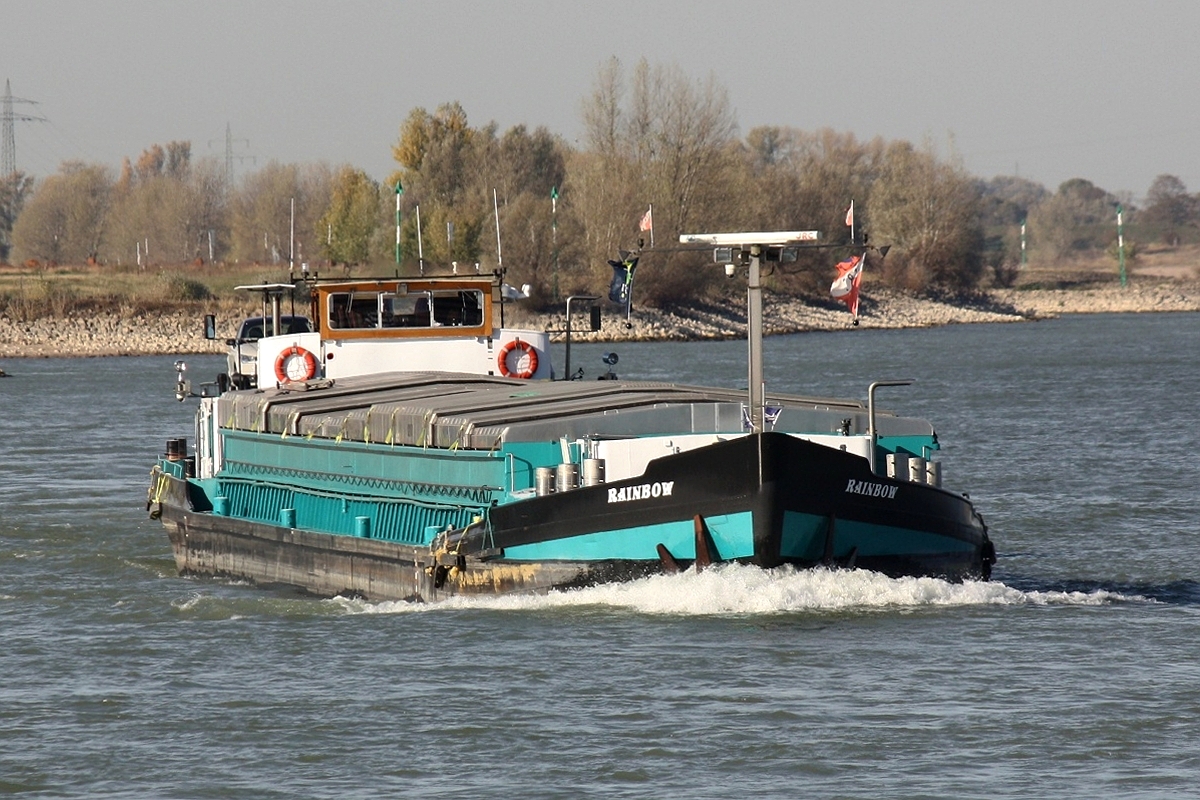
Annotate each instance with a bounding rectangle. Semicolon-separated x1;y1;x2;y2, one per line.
7;71;1200;369
3;274;1198;360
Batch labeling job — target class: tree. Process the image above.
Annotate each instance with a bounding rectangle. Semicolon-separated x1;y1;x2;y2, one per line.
494;125;566;205
0;171;34;263
479;125;571;299
575;58;740;304
389;103;492;271
91;140;231;266
980;175;1049;222
1029;178;1117;260
165;141;192;180
134;144;166;183
11;162;113;264
318;167;380;266
736;126;886;294
977;176;1049;283
869;141;984;291
1140;174;1196;245
388;104;574;291
184;158;229;262
229;161;334;266
103;149;227;266
390;102;475;205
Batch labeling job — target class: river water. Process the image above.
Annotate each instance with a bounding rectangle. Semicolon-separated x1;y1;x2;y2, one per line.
2;313;1198;799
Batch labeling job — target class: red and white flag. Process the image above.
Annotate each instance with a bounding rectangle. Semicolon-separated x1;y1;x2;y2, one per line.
830;255;863;319
638;206;653;232
845;200;854;228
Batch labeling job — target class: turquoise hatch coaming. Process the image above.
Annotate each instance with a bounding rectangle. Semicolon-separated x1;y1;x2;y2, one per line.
874;434;940;461
219;430;505;500
503;512;754;562
501;441;566;493
205;430;508;543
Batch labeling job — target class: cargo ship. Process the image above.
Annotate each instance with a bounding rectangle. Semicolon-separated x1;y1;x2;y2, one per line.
148;231;994;601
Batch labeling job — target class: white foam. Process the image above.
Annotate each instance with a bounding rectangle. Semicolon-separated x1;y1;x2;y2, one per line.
331;564;1148;616
171;593;205;612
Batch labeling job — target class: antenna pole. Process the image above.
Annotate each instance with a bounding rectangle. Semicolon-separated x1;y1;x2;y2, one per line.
747;244;764;433
678;230;820;435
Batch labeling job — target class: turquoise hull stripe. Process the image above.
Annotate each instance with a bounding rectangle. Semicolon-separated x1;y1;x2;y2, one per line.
504;511;754;562
780;510;973;560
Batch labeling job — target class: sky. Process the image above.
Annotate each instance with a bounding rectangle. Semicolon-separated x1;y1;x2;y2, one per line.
5;0;1200;202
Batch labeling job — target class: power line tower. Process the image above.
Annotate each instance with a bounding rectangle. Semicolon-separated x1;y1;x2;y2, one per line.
2;79;46;177
209;122;253;186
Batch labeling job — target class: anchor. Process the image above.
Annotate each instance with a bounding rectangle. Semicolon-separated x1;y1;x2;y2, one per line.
656;514;721;573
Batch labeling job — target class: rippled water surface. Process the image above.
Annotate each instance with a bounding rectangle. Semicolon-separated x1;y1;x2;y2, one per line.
2;312;1198;798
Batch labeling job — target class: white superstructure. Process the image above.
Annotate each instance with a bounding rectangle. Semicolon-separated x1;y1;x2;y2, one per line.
245;277;553;387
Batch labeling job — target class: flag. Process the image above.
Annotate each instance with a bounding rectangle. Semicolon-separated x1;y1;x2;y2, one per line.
608;252;639;306
830;255;863;319
845;201;854;228
638;207;653;232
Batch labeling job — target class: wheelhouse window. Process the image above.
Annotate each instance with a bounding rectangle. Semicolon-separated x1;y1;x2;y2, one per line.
327;289;484;330
327;292;380;329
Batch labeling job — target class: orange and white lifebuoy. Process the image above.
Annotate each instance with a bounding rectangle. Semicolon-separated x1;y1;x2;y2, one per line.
497;339;538;379
274;344;319;382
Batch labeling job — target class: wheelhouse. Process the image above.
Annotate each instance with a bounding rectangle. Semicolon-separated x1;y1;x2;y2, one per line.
315;280;493;341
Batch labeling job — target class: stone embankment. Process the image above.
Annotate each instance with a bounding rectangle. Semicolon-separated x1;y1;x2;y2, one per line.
0;311;228;358
2;279;1199;358
520;279;1200;343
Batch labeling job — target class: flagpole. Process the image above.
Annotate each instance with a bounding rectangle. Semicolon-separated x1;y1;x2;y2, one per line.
624;254;635;327
648;203;654;248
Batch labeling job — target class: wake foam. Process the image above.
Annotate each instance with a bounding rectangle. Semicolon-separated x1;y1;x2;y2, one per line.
332;563;1148;616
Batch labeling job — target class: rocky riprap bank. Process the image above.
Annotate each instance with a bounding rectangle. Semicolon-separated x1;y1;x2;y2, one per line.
0;311;229;358
2;280;1199;359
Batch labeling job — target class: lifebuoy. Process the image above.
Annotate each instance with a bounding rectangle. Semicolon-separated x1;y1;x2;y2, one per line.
274;344;318;382
497;339;538;379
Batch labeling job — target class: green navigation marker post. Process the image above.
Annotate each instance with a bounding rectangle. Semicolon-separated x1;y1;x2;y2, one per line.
395;181;403;265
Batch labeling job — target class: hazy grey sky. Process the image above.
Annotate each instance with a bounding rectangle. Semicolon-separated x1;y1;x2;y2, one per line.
5;0;1198;201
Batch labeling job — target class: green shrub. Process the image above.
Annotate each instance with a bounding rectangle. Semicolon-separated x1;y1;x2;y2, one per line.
157;273;213;302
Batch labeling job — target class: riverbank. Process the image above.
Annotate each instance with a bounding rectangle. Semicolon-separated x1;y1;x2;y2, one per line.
2;277;1199;358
